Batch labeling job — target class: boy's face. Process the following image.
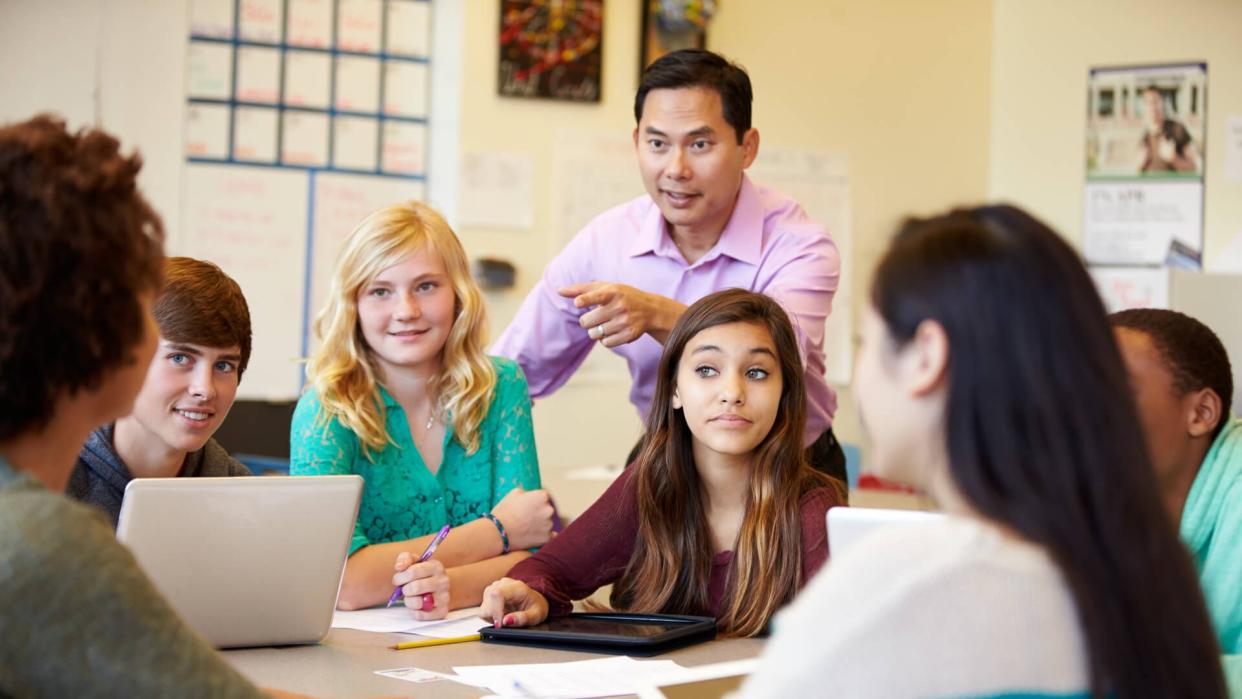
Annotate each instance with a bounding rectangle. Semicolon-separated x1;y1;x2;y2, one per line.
126;338;243;456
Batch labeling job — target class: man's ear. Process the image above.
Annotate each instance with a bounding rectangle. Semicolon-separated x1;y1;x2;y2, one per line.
1186;387;1223;439
902;319;950;397
740;128;759;169
632;127;640;151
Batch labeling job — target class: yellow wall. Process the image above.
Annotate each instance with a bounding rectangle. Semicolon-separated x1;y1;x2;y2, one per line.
989;0;1242;263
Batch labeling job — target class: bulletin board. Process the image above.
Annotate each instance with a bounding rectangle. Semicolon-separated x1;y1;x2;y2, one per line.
181;0;431;401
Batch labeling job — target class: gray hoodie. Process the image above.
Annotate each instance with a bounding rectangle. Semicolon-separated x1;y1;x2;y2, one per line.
65;423;251;528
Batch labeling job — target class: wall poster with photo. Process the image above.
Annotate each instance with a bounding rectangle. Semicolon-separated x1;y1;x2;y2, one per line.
498;0;603;102
639;0;715;74
1084;62;1206;269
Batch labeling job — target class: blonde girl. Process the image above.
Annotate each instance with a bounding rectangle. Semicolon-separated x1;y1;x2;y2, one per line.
292;201;553;617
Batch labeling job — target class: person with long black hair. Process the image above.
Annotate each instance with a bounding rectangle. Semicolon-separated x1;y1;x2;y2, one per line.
738;205;1226;698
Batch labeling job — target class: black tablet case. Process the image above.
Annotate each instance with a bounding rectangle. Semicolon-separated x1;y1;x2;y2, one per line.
479;612;717;656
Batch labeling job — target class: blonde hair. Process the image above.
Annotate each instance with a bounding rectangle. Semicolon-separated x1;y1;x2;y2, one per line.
306;201;496;457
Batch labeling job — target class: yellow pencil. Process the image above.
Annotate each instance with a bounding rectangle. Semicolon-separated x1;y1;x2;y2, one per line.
389;633;481;650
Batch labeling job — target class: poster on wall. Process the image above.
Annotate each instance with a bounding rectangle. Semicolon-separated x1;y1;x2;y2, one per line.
639;0;715;75
498;0;603;102
1084;62;1206;268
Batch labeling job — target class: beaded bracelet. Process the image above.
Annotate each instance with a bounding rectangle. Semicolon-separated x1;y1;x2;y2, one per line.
481;512;510;554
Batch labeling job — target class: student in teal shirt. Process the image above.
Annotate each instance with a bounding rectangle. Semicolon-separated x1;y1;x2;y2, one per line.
292;201;553;618
1113;308;1242;693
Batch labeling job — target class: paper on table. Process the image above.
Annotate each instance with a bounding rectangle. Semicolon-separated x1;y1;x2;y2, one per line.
452;656;688;699
408;615;489;639
331;604;484;634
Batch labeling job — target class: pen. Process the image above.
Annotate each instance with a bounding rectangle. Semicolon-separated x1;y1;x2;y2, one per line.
389;633;481;650
386;524;451;608
549;496;564;534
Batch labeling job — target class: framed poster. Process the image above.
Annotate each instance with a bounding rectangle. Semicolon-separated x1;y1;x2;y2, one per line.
639;0;713;74
498;0;603;102
1084;63;1206;268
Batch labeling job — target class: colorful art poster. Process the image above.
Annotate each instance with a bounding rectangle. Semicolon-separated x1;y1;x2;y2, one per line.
498;0;603;102
1084;63;1206;268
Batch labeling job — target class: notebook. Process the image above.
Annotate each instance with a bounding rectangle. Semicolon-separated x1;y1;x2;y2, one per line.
116;475;362;648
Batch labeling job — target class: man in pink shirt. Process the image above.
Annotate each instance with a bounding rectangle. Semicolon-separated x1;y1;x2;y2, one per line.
493;49;844;481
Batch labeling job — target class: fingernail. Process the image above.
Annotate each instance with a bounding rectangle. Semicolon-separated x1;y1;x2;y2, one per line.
494;619;501;629
503;614;513;627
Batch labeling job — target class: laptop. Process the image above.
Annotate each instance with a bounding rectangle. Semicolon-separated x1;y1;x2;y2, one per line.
116;475;362;648
827;506;944;557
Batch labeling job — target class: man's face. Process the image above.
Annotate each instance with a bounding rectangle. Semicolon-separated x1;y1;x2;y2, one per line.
127;339;243;455
633;86;758;240
1114;327;1195;486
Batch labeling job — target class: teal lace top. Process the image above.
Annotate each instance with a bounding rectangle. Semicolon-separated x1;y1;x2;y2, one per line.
290;356;541;555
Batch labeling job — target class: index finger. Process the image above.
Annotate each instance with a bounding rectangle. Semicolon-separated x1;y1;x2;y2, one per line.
479;583;507;628
557;282;602;299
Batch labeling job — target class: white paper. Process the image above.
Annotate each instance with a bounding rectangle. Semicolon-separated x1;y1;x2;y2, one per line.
181;164;309;400
551;130;643;252
185;103;231;159
335;55;381;113
235;46;281;103
233;106;279;162
386;0;431;57
374;667;464;684
282;111;330;166
332;115;379;171
187;41;233;99
284;51;332;109
635;658;758;699
381;121;427;175
331;605;484;634
406;615;490;639
1084;181;1204;266
1089;266;1170;312
383;60;429;118
337;0;383;53
749;147;854;385
286;0;333;48
452;656;687;699
238;0;283;43
1226;115;1242;183
458;152;535;230
190;0;234;38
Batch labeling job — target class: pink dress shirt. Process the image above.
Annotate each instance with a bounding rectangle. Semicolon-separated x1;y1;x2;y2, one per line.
492;175;839;444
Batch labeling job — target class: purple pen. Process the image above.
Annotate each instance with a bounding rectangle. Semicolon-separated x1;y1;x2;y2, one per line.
386;524;451;608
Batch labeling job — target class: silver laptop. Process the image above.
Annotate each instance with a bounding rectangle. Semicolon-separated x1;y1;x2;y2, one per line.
116;475;362;648
827;506;943;557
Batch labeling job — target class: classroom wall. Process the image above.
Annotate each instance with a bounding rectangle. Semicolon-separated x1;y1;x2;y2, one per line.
0;0;187;246
988;0;1242;265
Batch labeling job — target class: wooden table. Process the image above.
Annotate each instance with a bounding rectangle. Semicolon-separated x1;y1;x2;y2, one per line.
224;628;764;698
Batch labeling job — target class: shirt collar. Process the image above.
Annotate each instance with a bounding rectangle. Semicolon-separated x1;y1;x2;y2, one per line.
627;175;763;266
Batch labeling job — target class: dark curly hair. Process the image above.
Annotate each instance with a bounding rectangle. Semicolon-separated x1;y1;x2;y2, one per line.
0;114;164;440
1110;307;1233;441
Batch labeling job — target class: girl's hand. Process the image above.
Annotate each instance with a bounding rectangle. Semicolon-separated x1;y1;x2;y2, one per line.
393;552;449;620
479;577;550;628
490;487;555;549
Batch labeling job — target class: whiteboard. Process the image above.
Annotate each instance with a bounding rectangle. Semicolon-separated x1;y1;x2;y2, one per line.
182;163;309;400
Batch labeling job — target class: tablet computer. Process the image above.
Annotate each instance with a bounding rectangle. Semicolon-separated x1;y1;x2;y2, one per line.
480;612;717;655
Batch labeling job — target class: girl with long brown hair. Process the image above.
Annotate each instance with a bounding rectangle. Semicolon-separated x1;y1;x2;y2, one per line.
480;289;847;637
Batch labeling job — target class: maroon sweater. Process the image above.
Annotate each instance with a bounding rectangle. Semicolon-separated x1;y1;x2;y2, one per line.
508;466;842;618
